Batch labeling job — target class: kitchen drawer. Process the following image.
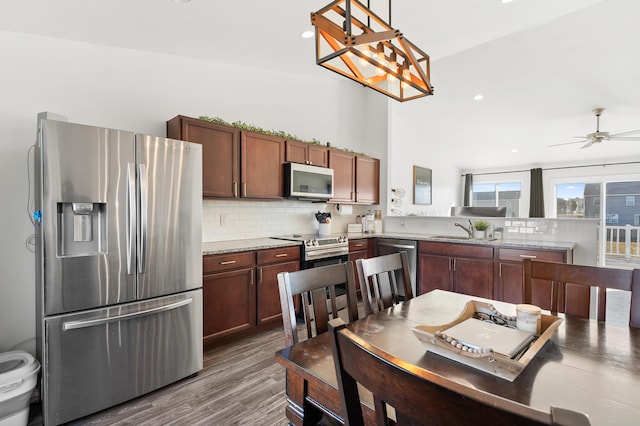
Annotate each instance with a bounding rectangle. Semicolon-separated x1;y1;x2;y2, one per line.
203;251;255;274
349;239;369;252
256;246;300;265
419;241;493;259
498;248;566;263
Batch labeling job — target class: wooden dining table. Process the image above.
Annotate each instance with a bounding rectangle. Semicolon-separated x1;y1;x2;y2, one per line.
275;289;640;426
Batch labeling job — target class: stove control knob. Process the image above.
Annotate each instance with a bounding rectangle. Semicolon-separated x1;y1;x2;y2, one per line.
312;239;319;246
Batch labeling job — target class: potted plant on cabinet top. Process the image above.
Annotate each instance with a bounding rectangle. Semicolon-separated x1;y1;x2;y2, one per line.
473;220;489;239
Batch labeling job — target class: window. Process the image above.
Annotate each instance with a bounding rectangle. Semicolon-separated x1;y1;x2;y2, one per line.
472;182;521;217
555;179;640;268
606;213;619;224
555;183;588;218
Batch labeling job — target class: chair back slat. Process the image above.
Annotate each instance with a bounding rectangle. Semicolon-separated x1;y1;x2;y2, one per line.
278;262;359;346
356;252;413;316
523;259;639;327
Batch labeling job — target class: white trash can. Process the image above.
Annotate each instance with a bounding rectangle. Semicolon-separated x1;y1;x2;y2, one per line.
0;351;40;426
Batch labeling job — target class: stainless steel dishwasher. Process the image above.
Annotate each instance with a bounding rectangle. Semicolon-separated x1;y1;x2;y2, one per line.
375;238;417;298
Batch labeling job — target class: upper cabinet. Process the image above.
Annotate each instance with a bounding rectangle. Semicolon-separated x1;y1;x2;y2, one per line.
167;115;284;199
168;115;377;202
285;140;329;167
241;132;285;199
328;150;380;204
167;115;239;198
355;156;380;204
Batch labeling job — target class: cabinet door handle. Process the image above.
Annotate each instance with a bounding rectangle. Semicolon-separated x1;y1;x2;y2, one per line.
257;267;262;284
250;269;254;286
499;263;503;277
519;254;538;259
220;260;237;265
354;244;364;248
233;182;238;197
275;253;288;258
243;182;247;197
451;258;455;271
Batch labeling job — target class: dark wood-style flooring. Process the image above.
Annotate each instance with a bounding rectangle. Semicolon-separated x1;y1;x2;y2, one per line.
29;327;295;426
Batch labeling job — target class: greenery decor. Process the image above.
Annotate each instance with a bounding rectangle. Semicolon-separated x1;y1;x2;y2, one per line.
474;220;489;231
197;115;363;155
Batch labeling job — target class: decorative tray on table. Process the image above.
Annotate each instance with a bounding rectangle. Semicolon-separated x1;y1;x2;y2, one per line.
412;300;563;381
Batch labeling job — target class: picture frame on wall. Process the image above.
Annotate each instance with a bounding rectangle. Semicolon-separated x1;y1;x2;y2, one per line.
413;166;432;205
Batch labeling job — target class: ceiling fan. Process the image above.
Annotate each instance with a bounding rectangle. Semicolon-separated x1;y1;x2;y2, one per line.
549;108;640;149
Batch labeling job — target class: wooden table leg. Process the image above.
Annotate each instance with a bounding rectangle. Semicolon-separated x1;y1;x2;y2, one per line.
284;371;324;425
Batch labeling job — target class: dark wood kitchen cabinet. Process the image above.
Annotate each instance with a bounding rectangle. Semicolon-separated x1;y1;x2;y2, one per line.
495;247;573;310
328;150;380;204
167;115;239;198
285;140;329;167
256;246;300;325
349;238;372;294
202;251;256;345
328;150;356;203
418;241;494;299
202;245;300;346
355;156;380;204
241;132;285;199
167;115;285;199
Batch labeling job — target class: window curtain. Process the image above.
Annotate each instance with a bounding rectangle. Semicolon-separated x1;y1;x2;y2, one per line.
529;168;545;217
463;174;473;206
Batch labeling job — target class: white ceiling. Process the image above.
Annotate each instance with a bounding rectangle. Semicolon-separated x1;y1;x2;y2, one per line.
2;0;639;169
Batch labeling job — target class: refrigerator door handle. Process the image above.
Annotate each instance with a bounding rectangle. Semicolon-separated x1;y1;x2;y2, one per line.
126;163;136;275
138;164;148;273
62;298;193;331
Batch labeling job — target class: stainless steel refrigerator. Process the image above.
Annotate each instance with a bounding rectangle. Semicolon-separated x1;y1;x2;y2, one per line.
34;117;203;425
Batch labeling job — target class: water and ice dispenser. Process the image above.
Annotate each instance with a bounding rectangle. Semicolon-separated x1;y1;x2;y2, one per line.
57;202;106;257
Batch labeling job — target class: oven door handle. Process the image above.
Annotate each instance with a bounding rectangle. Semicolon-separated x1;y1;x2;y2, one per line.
305;248;349;260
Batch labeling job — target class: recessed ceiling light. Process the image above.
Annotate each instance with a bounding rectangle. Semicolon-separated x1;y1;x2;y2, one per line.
511;149;519;153
173;0;191;3
473;94;484;101
300;30;314;39
502;0;513;4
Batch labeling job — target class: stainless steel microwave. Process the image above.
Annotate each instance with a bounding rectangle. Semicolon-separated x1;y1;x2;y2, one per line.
284;162;334;200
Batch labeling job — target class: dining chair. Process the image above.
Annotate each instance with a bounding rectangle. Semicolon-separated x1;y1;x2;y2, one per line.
523;259;640;328
277;262;359;346
356;251;413;316
328;318;591;426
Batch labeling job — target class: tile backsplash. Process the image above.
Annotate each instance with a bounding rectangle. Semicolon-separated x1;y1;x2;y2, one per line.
202;199;369;241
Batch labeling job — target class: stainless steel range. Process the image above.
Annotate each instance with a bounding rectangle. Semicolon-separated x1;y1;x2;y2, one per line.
271;234;349;269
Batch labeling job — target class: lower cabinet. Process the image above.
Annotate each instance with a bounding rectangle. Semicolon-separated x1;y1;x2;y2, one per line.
349;238;372;295
202;246;300;345
418;241;494;299
256;246;300;325
496;247;574;310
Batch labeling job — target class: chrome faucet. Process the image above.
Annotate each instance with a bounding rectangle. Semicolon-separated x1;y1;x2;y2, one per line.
454;219;473;239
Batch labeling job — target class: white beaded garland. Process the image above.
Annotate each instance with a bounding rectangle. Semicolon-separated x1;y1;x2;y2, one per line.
435;328;493;354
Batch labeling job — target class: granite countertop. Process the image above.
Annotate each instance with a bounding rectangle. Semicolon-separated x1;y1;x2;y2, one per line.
346;232;575;250
202;238;301;256
202;233;575;256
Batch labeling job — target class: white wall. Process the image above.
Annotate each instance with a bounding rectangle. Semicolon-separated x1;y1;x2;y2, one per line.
0;30;387;352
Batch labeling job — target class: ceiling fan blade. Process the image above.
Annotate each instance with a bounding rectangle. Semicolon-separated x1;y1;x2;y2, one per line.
608;130;640;137
580;141;594;149
548;139;588;147
608;136;640;141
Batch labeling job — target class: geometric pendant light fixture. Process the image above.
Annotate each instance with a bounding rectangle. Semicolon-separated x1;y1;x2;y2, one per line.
311;0;434;102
